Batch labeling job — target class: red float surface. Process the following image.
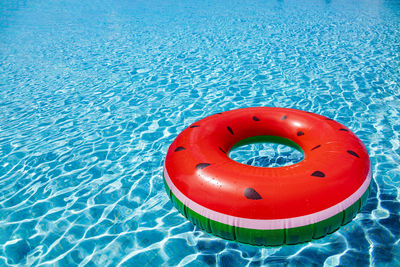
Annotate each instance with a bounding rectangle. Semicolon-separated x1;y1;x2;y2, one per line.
164;107;370;220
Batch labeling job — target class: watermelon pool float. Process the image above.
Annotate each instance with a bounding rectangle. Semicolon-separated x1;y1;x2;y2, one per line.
163;107;371;246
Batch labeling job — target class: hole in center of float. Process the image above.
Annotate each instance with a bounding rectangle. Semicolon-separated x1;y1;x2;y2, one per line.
228;135;304;168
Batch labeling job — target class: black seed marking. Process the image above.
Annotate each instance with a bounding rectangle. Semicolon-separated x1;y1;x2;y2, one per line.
311;145;321;150
174;147;185;152
196;163;211;170
216;112;223;115
311;171;325;177
218;147;226;153
253;116;260;121
325;118;334;121
297;131;304;136
227;126;234;135
190;125;200;128
347;150;360;158
281;115;287;120
244;188;262;200
339;128;349;132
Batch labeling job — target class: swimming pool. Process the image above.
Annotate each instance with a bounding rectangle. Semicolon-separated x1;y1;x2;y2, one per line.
0;0;399;265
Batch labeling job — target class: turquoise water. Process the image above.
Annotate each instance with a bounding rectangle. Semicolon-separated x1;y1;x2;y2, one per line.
1;0;399;265
230;141;304;167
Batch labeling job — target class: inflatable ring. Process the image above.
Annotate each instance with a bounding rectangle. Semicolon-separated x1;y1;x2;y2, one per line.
163;107;371;246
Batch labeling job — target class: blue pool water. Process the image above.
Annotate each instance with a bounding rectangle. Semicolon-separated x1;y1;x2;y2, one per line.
1;0;399;265
230;142;304;168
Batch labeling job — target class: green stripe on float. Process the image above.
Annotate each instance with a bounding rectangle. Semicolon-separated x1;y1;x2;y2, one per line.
164;178;370;246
